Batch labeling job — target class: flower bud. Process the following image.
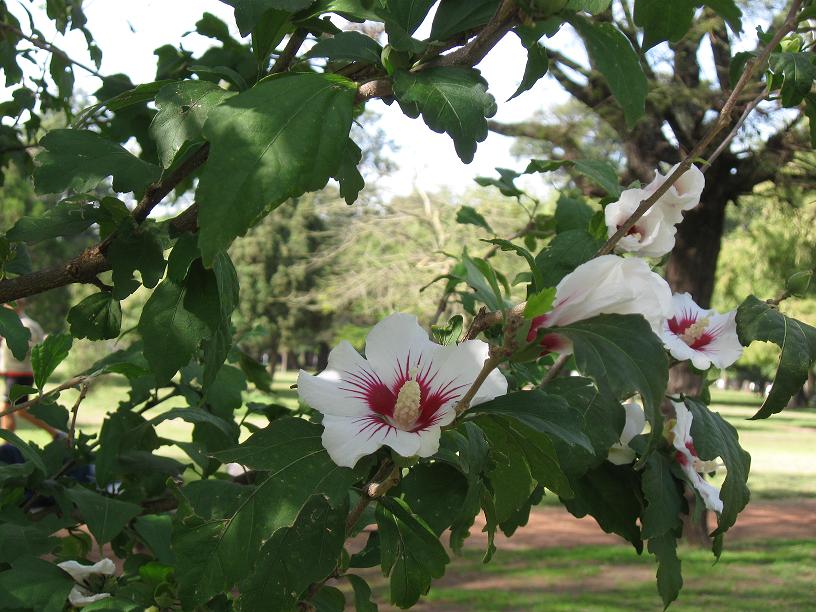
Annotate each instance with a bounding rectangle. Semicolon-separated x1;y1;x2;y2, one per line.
786;270;812;297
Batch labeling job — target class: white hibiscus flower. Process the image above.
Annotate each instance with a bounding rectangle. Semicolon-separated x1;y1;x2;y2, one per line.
298;313;508;468
57;558;115;607
661;293;743;370
607;402;646;465
671;401;724;513
527;255;674;353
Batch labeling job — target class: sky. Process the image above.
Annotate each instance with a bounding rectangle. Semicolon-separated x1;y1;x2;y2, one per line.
5;0;577;200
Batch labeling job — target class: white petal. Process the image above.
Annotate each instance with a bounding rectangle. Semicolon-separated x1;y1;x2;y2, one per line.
364;313;439;389
320;415;392;468
671;401;693;452
297;368;370;418
699;311;743;369
620;402;646;445
67;586;112;607
430;340;509;409
57;559;116;582
416;425;444;458
607;444;637;465
683;464;724;513
670;292;710;321
382;427;423;458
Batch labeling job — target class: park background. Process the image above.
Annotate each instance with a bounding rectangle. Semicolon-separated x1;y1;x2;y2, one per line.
2;0;815;609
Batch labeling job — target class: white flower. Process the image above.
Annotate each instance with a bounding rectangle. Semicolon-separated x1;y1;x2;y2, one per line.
527;255;674;353
607;402;646;465
605;164;704;257
661;293;743;370
57;559;115;608
671;401;724;513
298;313;508;468
604;188;677;257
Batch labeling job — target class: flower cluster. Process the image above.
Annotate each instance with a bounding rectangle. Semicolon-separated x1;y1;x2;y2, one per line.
57;558;115;608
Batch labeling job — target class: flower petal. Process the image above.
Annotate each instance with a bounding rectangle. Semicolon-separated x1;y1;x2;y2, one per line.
320;415;391;467
57;559;116;583
431;340;508;409
683;464;724;513
620;402;646;445
698;311;743;369
364;313;439;389
297;369;370;418
607;445;636;465
67;586;112;608
671;401;693;451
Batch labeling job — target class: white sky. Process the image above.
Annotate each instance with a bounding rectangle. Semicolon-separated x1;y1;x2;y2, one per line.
6;0;575;200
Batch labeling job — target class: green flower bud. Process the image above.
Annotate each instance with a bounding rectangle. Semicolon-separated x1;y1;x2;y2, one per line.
786;270;812;296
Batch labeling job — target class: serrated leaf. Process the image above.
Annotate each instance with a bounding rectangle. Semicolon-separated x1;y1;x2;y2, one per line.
554;194;594;233
174;418;364;605
534;229;603;287
648;533;683;609
334;138;365;205
381;0;435;34
138;277;210;384
524;287;557;319
0;307;31;362
770;51;816;107
68;292;122;341
455;205;493;233
150;407;237;439
196;73;357;263
525;158;622;198
634;0;695;50
550;314;669;465
569;16;647;127
376;497;449;609
735;295;816;419
66;486;142;544
684;398;750;535
0;430;46;473
307;30;383;64
33;129;160;195
31;332;72;389
509;43;548;100
220;0;314;36
430;0;499;41
150;80;233;167
106;222;166;299
393;66;497;164
641;453;684;539
0;525;56;563
347;574;378;612
399;463;468;536
5;202;102;244
0;557;75;612
239;495;347;610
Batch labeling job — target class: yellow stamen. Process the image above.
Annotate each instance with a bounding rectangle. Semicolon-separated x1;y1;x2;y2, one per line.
680;316;710;344
393;380;421;430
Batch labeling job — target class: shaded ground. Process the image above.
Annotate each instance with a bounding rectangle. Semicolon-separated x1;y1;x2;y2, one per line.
349;500;816;611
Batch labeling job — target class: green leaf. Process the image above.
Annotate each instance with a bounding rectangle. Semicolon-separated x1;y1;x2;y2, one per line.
66;486;142;544
376;496;449;609
393;66;497;164
483;238;544;291
471;390;594;453
220;0;314;35
633;0;695;50
551;314;669;465
640;453;684;539
561;462;643;550
568;16;647;127
175;417;364;605
0;307;31;362
301;0;384;22
430;0;499;41
534;229;603;287
770;51;816;107
150;407;237;439
526;158;622;198
431;314;464;346
523;287;556;319
509;43;548;100
5;202;101;244
648;533;683;609
399;463;468;535
238;350;273;391
455;205;493;233
138;277;210;384
306;30;383;64
105;222;167;298
381;0;436;34
554;194;594;233
67;292;123;341
0;430;46;473
566;0;612;13
474;167;524;198
684;398;751;535
31;332;72;389
334;138;365;205
196;73;357;263
240;495;347;610
703;0;742;32
33;129;160;195
133;515;175;564
0;557;75;612
252;9;290;67
150;80;233;167
346;574;378;612
0;524;56;563
735;295;816;419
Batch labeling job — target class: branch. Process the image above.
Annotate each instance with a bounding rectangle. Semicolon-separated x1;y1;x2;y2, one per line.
66;382;89;447
0;374;91;420
598;0;803;256
0;21;105;80
705;91;767;169
271;29;307;74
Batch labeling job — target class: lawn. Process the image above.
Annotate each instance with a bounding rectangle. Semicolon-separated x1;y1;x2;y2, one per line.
9;374;816;610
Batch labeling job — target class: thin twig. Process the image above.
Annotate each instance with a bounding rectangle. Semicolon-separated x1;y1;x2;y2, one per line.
539;353;570;387
0;21;105;79
705;91;767;171
345;459;398;534
0;375;89;419
66;383;89;447
597;0;803;256
271;29;308;74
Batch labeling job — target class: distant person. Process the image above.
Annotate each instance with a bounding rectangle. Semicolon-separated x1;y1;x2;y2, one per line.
0;300;58;436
